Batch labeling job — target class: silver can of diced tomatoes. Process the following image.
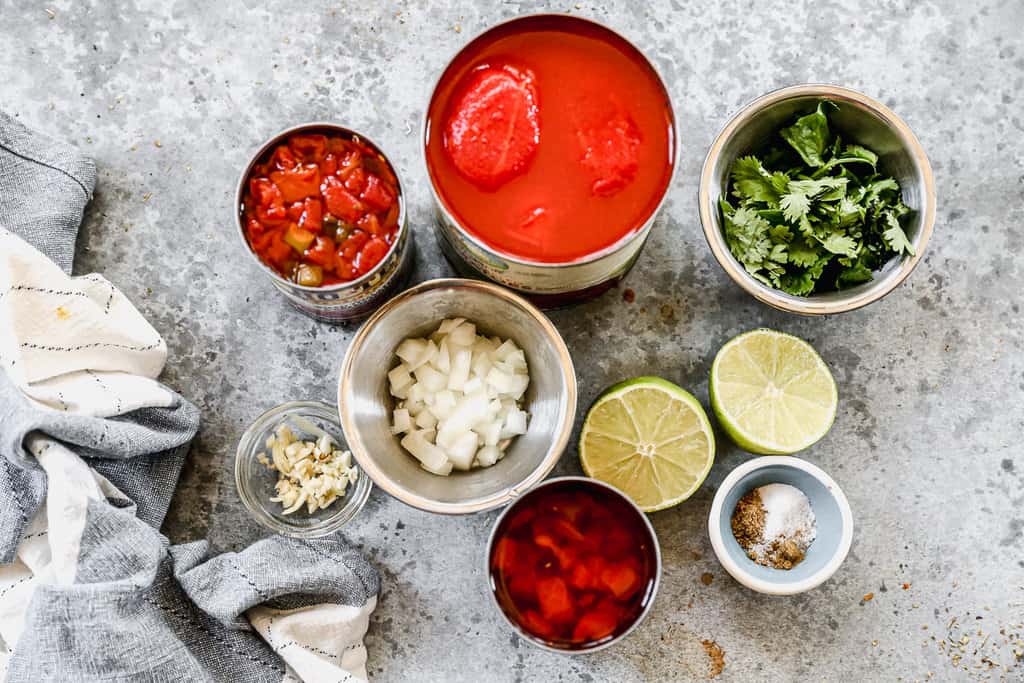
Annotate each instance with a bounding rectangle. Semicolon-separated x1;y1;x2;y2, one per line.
421;14;678;308
235;122;413;323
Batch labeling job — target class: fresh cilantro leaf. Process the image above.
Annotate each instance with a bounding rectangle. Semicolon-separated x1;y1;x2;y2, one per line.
836;260;875;288
787;239;821;267
862;177;900;205
779;101;833;167
731;156;780;204
780;191;812;223
819;231;859;257
881;211;915;255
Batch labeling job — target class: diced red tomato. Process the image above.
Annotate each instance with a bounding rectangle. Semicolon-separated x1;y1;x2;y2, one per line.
382;204;400;231
521;610;556;640
286;202;305;221
572;603;620;643
339;230;370;261
357;213;382;235
321;153;338;176
492;538;518;575
250;177;284;211
533;533;574;570
299;198;323;233
265;233;292;266
568;562;594;591
322;176;365;222
535;576;574;624
600;562;641;601
288;134;327;162
271;145;297;170
304;236;336;269
343;167;367;195
360;173;396;212
270;164;320;203
357;237;390;274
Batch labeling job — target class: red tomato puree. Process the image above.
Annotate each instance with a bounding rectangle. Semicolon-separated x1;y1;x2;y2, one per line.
489;480;657;648
425;16;675;263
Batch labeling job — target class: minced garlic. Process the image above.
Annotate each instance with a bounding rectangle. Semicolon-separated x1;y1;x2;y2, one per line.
256;424;358;515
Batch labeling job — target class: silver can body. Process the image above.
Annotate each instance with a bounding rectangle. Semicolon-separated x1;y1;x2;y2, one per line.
235;122;412;323
422;14;677;306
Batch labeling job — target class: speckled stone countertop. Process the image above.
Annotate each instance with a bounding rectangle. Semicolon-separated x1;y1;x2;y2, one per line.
4;1;1023;680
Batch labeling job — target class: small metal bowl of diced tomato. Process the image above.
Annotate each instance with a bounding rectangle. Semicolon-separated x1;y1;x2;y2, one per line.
234;122;413;322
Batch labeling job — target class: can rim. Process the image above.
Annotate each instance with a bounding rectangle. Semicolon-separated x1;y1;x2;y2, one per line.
233;121;408;294
419;12;680;269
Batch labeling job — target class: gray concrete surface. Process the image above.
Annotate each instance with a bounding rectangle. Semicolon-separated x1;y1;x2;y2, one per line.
3;0;1023;680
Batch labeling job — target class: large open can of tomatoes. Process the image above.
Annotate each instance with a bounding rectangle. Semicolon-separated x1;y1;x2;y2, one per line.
423;14;678;307
235;122;413;323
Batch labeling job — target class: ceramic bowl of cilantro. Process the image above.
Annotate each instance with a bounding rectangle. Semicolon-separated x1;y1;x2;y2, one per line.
699;84;935;315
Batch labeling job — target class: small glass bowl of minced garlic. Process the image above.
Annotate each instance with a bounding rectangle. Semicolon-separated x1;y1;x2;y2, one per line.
707;456;853;596
235;401;372;537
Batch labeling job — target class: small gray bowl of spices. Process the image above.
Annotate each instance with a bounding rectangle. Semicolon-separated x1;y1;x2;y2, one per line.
708;456;853;595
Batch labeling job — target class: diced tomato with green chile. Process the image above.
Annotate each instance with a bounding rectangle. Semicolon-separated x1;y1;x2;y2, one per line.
241;132;400;287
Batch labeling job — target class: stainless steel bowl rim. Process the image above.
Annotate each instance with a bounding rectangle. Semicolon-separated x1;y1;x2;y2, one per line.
420;12;680;269
337;278;578;514
698;83;936;315
483;476;662;654
234;400;373;538
233;121;408;294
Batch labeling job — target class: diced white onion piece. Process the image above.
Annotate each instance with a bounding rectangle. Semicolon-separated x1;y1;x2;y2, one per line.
401;431;448;471
508;374;530;401
414;409;438;430
414;364;447;393
463;377;483;395
435;424;459;451
476;445;501;467
407;382;426;405
447;350;471;391
392;408;412;434
437;317;466;335
447;321;476;347
485;367;517;395
395;338;427;367
430;390;456;420
471;352;493;379
421;459;453;476
501;409;529;439
492;339;518;362
434;339;451;373
404;397;424;417
446;431;479;471
477;420;501;447
388;364;413;391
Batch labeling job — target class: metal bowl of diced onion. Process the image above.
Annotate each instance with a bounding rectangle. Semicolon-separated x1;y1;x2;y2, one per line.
235;401;372;537
338;278;577;515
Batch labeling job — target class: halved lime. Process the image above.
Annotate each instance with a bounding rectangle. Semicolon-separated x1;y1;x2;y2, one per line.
710;329;837;455
579;377;715;512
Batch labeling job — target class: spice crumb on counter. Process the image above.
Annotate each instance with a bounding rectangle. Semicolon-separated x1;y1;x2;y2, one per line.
257;424;358;514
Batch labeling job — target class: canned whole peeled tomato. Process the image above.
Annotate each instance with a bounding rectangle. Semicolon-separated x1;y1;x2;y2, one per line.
235;123;413;323
423;14;678;306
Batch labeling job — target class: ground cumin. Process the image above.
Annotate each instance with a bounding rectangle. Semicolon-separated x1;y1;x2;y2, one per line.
730;489;765;547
